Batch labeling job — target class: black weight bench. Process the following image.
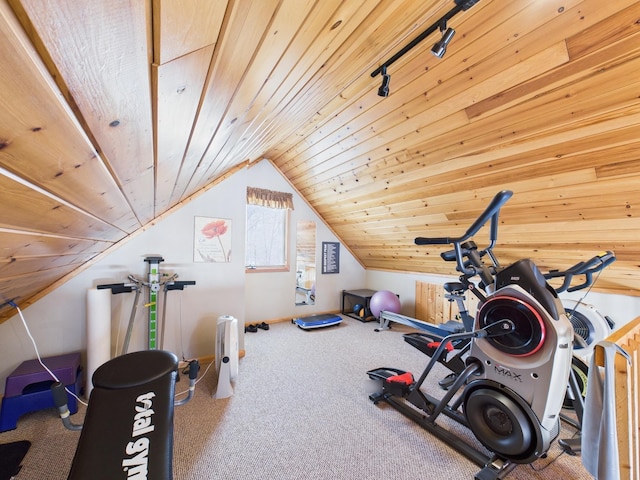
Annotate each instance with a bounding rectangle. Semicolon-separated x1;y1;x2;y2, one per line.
52;350;197;480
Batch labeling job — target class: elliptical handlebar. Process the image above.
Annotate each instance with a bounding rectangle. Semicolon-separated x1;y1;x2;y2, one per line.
413;190;614;295
414;190;513;247
544;250;616;293
415;190;513;277
465;190;513;243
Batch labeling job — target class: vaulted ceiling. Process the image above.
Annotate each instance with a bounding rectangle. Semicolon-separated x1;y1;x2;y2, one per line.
1;0;639;321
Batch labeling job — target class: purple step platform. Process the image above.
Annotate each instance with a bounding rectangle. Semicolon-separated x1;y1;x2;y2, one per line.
1;352;83;432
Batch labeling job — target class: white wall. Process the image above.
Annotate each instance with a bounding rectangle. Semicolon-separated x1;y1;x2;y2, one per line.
244;160;365;323
0;160;366;394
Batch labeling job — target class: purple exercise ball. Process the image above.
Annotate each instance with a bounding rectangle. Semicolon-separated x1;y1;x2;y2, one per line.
369;290;400;318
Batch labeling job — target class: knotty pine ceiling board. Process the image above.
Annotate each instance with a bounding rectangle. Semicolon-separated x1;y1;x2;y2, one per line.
0;173;128;242
172;0;282;201
0;252;95;278
152;0;228;65
302;91;637;220
308;1;632;181
0;3;140;234
268;0;518;162
203;0;351;178
153;45;214;215
185;0;394;197
0;230;109;259
10;0;156;223
226;0;421;176
183;0;320;193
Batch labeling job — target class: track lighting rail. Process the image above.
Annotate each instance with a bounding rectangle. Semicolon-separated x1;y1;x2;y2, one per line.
371;0;480;96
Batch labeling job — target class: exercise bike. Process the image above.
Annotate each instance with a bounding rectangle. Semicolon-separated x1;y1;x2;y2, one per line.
367;190;602;479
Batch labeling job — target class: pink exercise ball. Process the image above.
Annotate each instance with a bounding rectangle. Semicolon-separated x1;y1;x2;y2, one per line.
369;290;400;318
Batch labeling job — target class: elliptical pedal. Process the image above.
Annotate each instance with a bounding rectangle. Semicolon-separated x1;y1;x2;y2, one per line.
474;456;516;480
403;332;447;356
367;367;415;397
366;367;407;381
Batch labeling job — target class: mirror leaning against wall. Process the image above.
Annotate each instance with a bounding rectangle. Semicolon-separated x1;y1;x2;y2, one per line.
295;220;316;305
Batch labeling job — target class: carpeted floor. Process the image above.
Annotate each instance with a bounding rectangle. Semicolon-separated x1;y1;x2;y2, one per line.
0;317;593;479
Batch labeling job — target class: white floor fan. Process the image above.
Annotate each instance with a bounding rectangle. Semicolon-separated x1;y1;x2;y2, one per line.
214;315;239;399
560;298;614;412
563;298;613;362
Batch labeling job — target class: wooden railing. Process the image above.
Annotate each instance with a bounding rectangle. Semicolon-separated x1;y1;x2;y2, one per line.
593;316;640;480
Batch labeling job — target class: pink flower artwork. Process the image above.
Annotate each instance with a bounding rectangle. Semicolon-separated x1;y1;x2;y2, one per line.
201;219;228;239
194;217;231;262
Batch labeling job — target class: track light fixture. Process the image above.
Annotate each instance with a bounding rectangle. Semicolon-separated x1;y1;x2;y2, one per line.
431;22;456;58
370;0;480;97
378;66;391;97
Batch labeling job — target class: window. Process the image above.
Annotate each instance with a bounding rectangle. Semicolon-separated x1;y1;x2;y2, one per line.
245;187;293;271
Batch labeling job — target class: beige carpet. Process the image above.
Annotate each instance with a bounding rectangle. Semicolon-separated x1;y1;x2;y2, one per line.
0;317;593;479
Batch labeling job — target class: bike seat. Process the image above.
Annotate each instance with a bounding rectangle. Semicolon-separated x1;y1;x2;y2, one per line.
444;282;465;294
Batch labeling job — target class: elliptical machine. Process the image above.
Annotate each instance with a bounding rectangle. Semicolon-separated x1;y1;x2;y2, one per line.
367;190;575;479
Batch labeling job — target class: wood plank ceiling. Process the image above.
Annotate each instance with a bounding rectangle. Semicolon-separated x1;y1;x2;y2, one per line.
0;0;639;321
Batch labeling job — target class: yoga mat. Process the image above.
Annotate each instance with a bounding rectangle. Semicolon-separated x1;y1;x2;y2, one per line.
86;288;111;397
0;440;30;480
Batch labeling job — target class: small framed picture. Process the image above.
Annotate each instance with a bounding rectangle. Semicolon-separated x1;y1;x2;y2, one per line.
194;217;232;263
322;242;340;274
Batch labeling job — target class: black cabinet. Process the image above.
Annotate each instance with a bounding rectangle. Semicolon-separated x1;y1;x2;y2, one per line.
341;289;377;322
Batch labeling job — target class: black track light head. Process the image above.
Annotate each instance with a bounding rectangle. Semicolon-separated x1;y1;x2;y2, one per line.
431;26;456;58
378;66;391;97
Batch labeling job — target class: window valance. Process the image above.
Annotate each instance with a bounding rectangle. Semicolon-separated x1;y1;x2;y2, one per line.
246;187;294;210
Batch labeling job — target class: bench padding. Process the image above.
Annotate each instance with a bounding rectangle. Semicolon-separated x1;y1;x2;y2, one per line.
67;350;178;480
